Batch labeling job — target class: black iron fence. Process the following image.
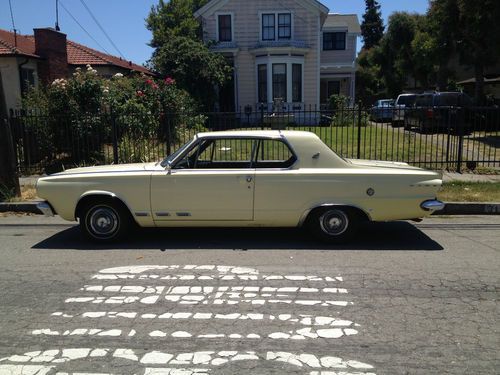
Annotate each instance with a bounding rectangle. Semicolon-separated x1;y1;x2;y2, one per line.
5;105;499;175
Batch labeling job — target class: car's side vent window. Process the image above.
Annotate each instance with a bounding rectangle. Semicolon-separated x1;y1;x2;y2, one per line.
254;139;296;168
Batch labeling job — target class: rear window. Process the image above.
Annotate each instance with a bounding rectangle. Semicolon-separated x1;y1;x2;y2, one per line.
396;95;416;105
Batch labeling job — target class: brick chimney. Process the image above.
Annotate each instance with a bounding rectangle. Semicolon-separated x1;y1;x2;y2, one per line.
34;28;68;84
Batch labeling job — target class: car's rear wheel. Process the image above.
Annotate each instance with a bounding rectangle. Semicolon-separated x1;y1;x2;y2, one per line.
307;207;360;243
79;199;131;242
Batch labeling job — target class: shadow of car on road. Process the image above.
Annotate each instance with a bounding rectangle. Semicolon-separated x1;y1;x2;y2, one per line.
32;221;443;251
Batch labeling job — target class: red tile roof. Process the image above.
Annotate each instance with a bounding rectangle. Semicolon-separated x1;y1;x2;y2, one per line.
0;29;38;58
0;28;153;75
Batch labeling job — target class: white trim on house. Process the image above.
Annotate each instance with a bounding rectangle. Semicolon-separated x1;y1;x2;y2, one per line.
215;12;235;43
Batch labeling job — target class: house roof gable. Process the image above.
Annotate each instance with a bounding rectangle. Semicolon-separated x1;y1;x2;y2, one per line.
323;14;361;34
194;0;329;18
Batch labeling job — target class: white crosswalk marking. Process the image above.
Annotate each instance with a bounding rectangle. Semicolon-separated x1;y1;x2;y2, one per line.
0;265;376;374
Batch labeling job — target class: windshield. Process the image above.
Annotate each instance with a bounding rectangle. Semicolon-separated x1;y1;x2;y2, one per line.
159;138;196;167
397;95;416;105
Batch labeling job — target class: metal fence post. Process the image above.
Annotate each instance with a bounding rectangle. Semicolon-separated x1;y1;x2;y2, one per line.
0;118;21;197
357;102;362;159
456;108;464;173
260;104;265;130
165;113;172;156
110;108;119;164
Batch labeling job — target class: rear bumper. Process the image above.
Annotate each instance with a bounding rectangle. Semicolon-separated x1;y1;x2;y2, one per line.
420;199;445;212
37;201;55;217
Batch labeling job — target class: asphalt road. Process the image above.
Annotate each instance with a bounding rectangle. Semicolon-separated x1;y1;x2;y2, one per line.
0;215;498;375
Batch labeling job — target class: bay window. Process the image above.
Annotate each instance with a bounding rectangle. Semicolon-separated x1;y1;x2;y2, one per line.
272;64;287;102
256;57;304;105
292;64;302;102
258;64;268;103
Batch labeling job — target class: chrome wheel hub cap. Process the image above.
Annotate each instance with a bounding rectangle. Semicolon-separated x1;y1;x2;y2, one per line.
319;210;349;236
89;207;119;237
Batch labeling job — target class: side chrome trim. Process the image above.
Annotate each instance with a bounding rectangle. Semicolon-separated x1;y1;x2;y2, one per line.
176;212;192;217
134;212;149;217
37;202;55;217
155;212;171;217
420;199;445;212
297;203;372;227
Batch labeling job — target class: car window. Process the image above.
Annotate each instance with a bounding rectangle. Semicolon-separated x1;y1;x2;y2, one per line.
397;95;416;106
436;94;460;107
416;95;432;106
255;139;296;168
175;138;255;169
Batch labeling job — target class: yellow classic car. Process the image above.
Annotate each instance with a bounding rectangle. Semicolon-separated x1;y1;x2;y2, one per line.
36;130;444;242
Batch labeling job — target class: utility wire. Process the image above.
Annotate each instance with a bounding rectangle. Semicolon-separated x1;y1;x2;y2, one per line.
8;0;16;30
8;0;17;47
78;0;126;59
59;0;112;55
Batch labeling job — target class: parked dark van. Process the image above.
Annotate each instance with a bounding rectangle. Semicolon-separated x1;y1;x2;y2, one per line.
405;92;473;133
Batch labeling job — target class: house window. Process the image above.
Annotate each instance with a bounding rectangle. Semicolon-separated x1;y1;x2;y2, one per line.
292;64;302;102
272;64;287;102
323;32;346;50
262;14;275;41
278;13;291;40
218;14;232;42
20;68;35;93
258;64;268;103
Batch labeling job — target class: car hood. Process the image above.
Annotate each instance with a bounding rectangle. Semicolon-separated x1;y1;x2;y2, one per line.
50;162;161;176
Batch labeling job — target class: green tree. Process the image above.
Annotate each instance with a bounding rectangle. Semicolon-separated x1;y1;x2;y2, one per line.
360;0;385;49
455;0;500;104
149;36;232;109
355;48;385;104
427;0;460;90
146;0;232;109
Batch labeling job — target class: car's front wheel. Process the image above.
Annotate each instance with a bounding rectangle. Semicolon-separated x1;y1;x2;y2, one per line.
79;199;131;242
307;207;360;243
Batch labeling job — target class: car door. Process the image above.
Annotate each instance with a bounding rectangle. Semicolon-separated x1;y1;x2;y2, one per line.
150;137;256;222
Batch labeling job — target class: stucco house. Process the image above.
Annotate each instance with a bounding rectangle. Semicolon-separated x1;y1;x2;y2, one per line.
194;0;360;111
0;28;153;115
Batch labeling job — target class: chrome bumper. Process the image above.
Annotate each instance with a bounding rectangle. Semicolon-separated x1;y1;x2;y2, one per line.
37;202;55;217
420;199;445;212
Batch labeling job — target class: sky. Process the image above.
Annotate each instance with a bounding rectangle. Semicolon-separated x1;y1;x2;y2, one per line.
1;0;430;66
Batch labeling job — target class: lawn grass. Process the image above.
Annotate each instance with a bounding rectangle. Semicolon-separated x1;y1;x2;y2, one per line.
438;181;500;202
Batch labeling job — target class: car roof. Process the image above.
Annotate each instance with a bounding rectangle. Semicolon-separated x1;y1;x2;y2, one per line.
196;130;319;140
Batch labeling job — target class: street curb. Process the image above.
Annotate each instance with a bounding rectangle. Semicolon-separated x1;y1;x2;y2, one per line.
1;201;500;216
0;202;44;215
432;202;500;215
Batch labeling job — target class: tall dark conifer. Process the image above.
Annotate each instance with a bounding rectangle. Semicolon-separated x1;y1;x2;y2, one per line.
361;0;385;49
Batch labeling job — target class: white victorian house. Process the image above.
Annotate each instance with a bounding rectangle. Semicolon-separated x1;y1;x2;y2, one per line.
194;0;360;111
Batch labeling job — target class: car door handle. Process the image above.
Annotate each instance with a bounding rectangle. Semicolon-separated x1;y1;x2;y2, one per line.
246;176;253;183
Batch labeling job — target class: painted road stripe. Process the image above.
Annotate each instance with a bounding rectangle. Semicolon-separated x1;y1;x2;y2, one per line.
51;311;358;327
0;349;375;373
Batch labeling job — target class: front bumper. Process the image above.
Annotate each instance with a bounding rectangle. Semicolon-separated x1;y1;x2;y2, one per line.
37;202;55;217
420;199;446;212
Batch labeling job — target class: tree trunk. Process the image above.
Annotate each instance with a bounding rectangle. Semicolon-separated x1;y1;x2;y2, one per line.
474;63;485;105
0;119;21;200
